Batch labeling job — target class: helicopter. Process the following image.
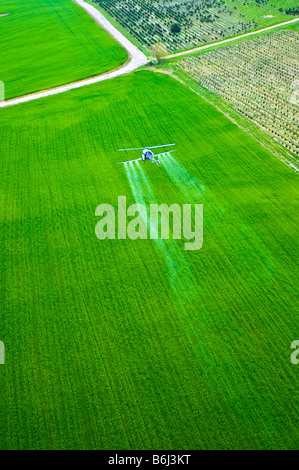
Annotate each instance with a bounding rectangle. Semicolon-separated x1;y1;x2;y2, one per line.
117;143;176;166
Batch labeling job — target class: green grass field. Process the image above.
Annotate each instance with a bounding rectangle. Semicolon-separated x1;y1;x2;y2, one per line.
0;71;298;449
93;0;299;53
0;0;127;99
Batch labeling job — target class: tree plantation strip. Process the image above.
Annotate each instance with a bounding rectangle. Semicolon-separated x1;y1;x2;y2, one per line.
93;0;298;52
0;0;128;100
1;71;298;449
178;30;299;158
0;0;146;106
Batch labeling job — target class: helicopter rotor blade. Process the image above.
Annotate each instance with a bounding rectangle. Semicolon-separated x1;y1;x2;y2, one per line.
118;143;175;152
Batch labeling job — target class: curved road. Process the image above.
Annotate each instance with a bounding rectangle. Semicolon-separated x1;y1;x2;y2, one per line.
0;0;147;108
1;2;298;108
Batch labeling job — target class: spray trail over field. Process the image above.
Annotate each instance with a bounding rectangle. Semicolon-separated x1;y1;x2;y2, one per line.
125;161;147;205
125;161;197;296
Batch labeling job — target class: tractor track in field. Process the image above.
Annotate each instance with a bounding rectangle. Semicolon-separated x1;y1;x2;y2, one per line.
0;2;298;109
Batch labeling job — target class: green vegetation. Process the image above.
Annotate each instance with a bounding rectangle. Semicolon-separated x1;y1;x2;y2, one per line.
178;30;299;158
279;6;299;16
94;0;298;52
0;71;298;449
151;21;298;166
0;0;127;99
162;17;299;60
85;0;150;56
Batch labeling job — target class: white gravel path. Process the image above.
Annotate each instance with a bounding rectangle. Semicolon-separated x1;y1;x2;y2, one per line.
0;0;147;108
166;17;299;59
1;3;298;108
